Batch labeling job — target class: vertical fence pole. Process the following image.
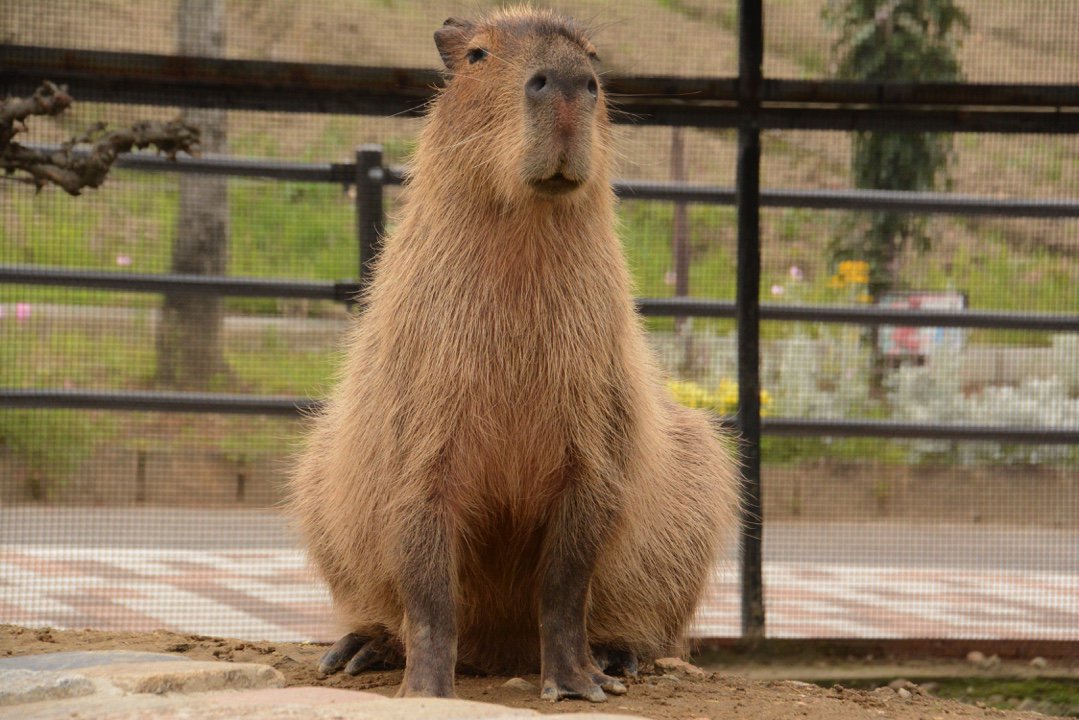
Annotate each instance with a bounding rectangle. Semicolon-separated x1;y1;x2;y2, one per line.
355;145;385;295
736;0;765;642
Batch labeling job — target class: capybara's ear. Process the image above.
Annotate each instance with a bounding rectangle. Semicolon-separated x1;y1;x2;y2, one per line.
434;17;475;70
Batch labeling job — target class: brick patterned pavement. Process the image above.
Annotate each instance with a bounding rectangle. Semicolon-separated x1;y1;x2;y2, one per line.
3;544;1077;643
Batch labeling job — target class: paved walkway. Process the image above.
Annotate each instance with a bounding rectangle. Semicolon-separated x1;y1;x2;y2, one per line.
1;508;1076;642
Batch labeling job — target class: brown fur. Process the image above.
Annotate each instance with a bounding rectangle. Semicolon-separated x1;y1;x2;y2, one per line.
290;5;739;692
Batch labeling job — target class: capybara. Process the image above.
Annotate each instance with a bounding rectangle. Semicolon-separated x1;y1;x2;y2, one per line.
290;6;739;703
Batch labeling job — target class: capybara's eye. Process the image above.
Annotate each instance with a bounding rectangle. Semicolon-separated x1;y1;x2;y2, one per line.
587;77;598;98
467;47;489;64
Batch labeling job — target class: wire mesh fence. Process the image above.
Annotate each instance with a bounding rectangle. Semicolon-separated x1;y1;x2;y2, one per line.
1;0;1077;645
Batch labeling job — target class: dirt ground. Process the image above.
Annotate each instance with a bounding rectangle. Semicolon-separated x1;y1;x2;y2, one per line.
2;625;1072;720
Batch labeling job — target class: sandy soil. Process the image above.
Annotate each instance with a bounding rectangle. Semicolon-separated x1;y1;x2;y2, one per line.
1;625;1065;720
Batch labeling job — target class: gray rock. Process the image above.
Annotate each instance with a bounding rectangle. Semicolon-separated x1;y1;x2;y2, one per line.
0;668;96;707
0;651;190;672
653;657;707;678
77;660;284;694
501;677;536;691
1030;656;1049;669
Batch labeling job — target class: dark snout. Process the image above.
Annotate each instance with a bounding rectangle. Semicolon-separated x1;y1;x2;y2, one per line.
525;69;599;104
522;67;600;196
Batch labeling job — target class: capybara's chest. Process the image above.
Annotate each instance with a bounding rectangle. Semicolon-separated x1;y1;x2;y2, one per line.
378;259;625;507
386;251;623;406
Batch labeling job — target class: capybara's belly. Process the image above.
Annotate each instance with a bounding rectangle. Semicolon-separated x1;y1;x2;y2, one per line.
453;510;547;674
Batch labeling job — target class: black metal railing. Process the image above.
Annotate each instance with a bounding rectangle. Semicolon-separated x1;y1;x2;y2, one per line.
4;44;1079;133
3;147;1076;429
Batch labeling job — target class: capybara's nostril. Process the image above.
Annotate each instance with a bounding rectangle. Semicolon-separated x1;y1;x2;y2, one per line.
528;70;596;102
526;73;548;100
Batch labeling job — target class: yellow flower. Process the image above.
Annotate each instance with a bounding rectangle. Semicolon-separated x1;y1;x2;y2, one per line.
838;260;870;285
669;379;773;416
827;274;845;289
717;379;739;414
760;389;774;416
667;380;713;410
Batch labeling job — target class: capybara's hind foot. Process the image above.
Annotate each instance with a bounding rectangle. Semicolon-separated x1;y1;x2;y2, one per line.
591;645;639;678
540;666;627;703
318;632;402;676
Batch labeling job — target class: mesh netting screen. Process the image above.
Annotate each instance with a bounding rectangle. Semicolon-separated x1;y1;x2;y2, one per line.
1;0;1076;644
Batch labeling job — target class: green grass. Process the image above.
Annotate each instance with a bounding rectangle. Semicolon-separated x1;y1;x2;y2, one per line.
762;435;911;466
932;678;1079;717
0;312;339;396
1;172;357;314
818;677;1079;718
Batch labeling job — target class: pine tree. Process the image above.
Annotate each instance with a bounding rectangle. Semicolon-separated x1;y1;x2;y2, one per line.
824;0;968;299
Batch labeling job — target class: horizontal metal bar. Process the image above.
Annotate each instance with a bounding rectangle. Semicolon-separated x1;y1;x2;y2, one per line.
616;180;737;204
3;389;1075;444
0;45;441;115
116;153;352;183
4;46;1079;132
26;146;1079;218
763;417;1079;444
637;298;737;318
616;181;1079;217
761;303;1079;331
0;265;346;300
0;389;318;415
762;187;1079;217
637;298;1079;331
6;46;1078;110
4;266;1075;331
22;144;351;183
613;77;1079;109
758;79;1079;108
626;104;1079;133
28;144;401;186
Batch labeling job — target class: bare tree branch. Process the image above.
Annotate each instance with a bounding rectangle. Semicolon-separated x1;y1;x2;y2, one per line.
1;81;200;195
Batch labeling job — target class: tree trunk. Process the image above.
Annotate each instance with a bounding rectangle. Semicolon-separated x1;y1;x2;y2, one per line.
156;0;229;390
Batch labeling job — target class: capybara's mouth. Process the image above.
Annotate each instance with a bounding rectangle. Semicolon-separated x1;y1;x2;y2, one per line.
530;172;582;195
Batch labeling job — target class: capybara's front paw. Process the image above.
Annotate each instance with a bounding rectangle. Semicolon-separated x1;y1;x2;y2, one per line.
398;665;456;699
318;632;402;676
540;665;627;702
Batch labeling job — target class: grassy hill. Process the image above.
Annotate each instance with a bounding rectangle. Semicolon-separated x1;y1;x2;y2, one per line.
2;0;1076;317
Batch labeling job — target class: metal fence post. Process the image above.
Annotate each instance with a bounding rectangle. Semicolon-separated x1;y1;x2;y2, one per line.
737;0;766;643
355;145;385;295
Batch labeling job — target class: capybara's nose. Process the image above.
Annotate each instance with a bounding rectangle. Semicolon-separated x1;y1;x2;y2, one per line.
526;69;598;103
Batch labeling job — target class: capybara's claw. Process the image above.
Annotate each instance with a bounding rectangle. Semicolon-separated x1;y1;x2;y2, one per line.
318;633;368;676
595;671;627;695
541;678;607;703
540;665;613;703
318;632;400;677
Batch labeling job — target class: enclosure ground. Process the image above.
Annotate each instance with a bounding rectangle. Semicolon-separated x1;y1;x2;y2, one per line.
4;625;1077;720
